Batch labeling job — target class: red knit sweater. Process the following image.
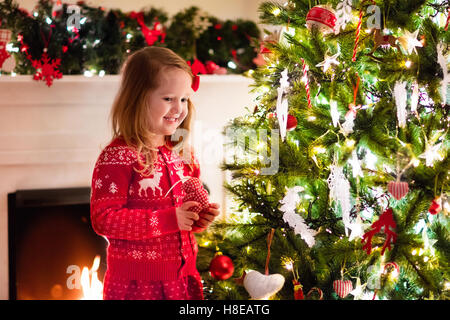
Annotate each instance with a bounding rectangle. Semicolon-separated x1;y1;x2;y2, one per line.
90;137;201;281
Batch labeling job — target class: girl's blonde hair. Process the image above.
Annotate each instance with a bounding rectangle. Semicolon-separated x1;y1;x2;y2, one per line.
111;47;195;176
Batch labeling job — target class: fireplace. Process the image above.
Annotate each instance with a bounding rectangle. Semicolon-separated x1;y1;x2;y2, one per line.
8;187;107;300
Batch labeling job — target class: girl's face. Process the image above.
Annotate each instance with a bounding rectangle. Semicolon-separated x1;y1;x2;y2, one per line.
146;67;192;143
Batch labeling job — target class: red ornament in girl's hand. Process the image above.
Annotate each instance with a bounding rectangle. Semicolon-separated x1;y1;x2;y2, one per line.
209;254;234;280
182;177;210;213
182;177;211;231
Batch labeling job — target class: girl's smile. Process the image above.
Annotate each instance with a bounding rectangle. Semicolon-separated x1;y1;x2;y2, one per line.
146;67;192;144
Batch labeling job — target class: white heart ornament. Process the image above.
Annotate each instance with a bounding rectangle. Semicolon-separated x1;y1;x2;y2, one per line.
243;270;285;300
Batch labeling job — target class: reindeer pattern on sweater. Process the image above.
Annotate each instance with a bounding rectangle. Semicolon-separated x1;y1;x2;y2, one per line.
90;137;201;281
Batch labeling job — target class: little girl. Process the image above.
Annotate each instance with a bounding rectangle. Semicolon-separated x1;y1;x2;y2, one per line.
90;47;220;300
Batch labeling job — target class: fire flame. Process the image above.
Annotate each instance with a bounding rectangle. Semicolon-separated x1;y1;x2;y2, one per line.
80;255;103;300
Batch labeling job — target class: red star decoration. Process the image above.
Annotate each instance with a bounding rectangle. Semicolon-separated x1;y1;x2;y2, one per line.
31;52;62;87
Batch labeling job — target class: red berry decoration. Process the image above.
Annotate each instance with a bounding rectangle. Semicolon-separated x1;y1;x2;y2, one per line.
428;197;442;215
209;254;234;280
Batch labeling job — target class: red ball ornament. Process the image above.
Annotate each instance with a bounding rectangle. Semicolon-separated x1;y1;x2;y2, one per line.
306;5;336;35
209;254;234;280
286;114;298;131
428;197;442;215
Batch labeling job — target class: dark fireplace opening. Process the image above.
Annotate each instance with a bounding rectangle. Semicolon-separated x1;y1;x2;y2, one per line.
8;187;107;300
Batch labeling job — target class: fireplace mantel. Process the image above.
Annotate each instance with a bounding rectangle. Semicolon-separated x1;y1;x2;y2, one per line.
0;74;253;299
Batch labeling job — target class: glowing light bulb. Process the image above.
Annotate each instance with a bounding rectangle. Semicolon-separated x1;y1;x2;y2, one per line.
282;257;294;271
256;142;266;151
445;282;450;290
346;139;356;147
272;8;281;16
313;146;326;154
259;85;270;93
228;61;237;69
392;269;399;278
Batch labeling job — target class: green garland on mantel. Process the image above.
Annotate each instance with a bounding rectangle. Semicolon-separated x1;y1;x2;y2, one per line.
0;0;261;77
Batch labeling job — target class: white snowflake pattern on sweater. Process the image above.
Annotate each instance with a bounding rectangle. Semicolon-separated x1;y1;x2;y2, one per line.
149;216;159;227
146;251;160;260
94;178;103;189
109;182;118;194
129;250;143;260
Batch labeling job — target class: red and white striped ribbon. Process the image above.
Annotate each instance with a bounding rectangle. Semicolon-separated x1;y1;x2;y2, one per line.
352;10;363;62
301;58;312;108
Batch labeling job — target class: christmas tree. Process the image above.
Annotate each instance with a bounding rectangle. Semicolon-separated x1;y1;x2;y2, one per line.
196;0;449;300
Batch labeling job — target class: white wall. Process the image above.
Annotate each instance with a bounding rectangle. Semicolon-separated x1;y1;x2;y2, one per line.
16;0;269;22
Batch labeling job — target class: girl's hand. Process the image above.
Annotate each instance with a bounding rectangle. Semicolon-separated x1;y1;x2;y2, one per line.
192;203;220;232
176;201;200;231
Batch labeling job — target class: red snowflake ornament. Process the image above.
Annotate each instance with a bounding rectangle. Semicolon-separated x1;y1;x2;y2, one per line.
31;52;62;87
